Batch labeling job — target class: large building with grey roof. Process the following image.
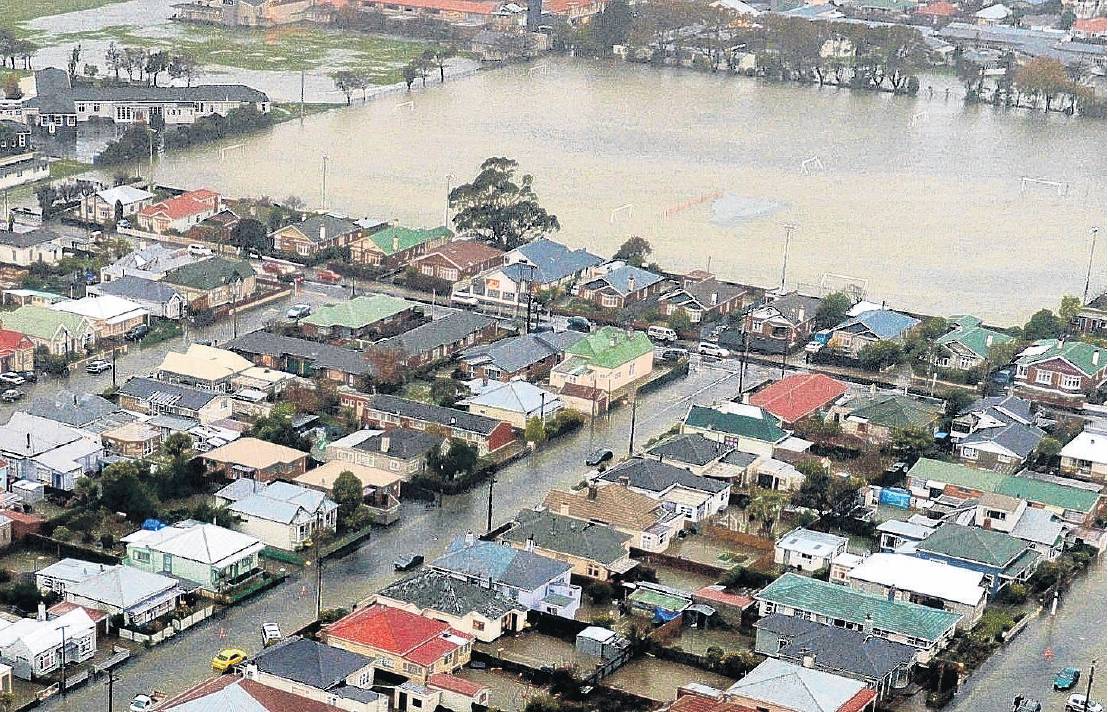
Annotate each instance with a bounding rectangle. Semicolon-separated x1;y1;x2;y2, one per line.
500;507;636;581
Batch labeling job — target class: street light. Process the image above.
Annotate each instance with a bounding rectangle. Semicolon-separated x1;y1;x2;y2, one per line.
780;223;798;293
1083;227;1099;303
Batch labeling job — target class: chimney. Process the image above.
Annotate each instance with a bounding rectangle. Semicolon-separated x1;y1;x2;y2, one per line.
559;503;569;516
36;602;46;622
797;307;805;323
986;334;993;347
449;417;456;426
525;536;535;552
587;484;598;501
26;433;31;454
627;275;636;293
392;234;400;253
710;292;719;306
319;222;326;245
1094;350;1101;366
801;651;815;668
464;530;476;546
380;436;390;454
862;614;874;635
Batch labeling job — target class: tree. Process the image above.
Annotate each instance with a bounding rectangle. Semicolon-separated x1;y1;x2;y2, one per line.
941;387;977;421
1023;308;1063;340
332;70;358;105
1016;56;1070;112
402;63;419;91
105;42;124;81
986;339;1023;372
161;431;194;458
100;462;158;522
428;440;479;481
668;308;692;334
448;157;560;249
168;53;198;87
230;218;269;253
83;63;99;79
249;403;310;450
857;340;903;371
580;0;634;55
145;50;170;86
332;470;364;530
365;345;406;392
891;426;934;458
67;44;82;81
747;490;787;536
524;416;547;444
1058;295;1082;332
1035;436;1062;465
1;73;20;100
428;46;456;83
614;236;652;267
814;292;852;330
429;378;462;407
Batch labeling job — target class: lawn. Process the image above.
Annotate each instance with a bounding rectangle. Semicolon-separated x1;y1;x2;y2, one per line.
1;0;131;33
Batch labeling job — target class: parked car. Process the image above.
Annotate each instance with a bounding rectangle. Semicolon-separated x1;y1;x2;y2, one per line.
117;218;130;229
585;448;614;467
1054;667;1081;691
1;389;22;402
698;342;730;358
261;623;282;648
86;359;113;374
211;648;248;672
647;325;678;343
262;261;282;275
125;324;150;341
660;348;688;362
393;553;424;571
1012;699;1041;712
316;268;341;284
286;304;312;320
566;316;592;333
188;243;213;257
18;370;36;383
0;372;25;385
1067;695;1103;712
991;368;1013;385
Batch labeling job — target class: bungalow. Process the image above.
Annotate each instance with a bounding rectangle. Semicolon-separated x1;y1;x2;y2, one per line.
225;331;374;386
0;412;102;491
658;273;748;324
950;396;1044;472
158;676;351;712
101;421;162;458
725;659;877;712
24;391;129;431
122;520;265;595
741;291;823;354
754;573;962;662
0;329;34;373
828;392;944;444
51;294;148;340
88;275;186;320
338;391;516;456
431;536;581;619
118;377;234;424
875;516;938;552
682;402;788;457
200;437;309;482
596;458;731;525
99;244;202;283
162;257;256;311
213;479;338;550
459;330;585;382
748;373;848;425
409;240;504;283
645;433;736;476
932;315;1013;372
972;492;1066;560
501;507;635;581
0;305;95;355
241;636;384;712
185;208;240;247
912;522;1040;595
65;566;182;628
350;225;452;269
136;188;221;235
376;310;499;368
824;309;920;360
156;343;254;392
548;326;653;396
323;428;444;479
323;604;472;683
1072;293;1106;336
0;607;96;680
294;460;402;525
271;214;366;258
78;185;154;225
1013;339;1107;407
35;558;112;597
578;264;666;309
0;228;64;267
460;379;563;429
543;483;683;553
300;294;420;341
844;552;987;628
773;528;848;572
1059;422;1108;483
374;569;528;643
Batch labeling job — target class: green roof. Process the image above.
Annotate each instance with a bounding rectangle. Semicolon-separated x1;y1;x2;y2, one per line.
685;403;787;443
908;458;1100;513
918;523;1029;568
302;294;417;329
757;573;961;643
847;394;943;430
0;305;89;340
935;317;1013;360
564;326;653;369
1016;339;1106;377
163;257;254;290
369;226;451;256
628;587;689;613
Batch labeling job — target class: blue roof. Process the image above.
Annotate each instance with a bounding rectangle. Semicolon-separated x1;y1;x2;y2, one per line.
507;238;603;284
835;309;920;340
584;265;665;296
432;539;572;591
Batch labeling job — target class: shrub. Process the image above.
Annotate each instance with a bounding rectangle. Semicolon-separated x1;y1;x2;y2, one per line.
586;581;615;605
319;607;349;623
100;533;115;549
53;526;74;542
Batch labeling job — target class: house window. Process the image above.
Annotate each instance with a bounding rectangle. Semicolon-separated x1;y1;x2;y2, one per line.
1016;364;1028;377
441;268;458;281
601;294;619;308
1035;370;1053;385
1061;375;1081;390
959;357;974;369
421;265;435;276
962;447;978;460
473;620;485;631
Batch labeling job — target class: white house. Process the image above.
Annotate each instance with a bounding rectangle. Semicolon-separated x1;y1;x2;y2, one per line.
78;185;154;225
122;521;264;595
66;566;182;628
34;558;113;597
0;228;64;267
459;379;563;429
213;479;338;551
774;528;849;572
594;458;731;525
0;607;96;680
1059;422;1108;482
0;412;103;491
52;294;148;340
844;552;987;629
88;276;186;320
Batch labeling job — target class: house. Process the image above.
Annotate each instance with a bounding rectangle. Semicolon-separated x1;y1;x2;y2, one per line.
200;437;309;482
741;291;823;354
1013;339;1106;407
659;688;760;712
122;520;265;595
338;392;516;456
374;568;528;643
0;607;96;680
753;615;915;701
950;396;1044;472
1072;293;1106;336
156;343;255;392
0;120;31;152
973;492;1066;560
136;188;222;234
350;225;452;269
323;428;443;479
376;310;499;368
240;636;385;712
24;391;129;431
271;214;366;257
682;402;788;457
645;433;736;476
1;289;68;309
875;517;938;552
101;421;162;458
824;309;920;360
829;393;944;444
118;377;233;424
844;553;987;628
88;275;186;320
724;659;878;712
161;257;256;310
99;243;203;283
185;208;240;246
409;240;504;282
912;522;1039;595
0;330;34;373
596;458;731;524
543;484;683;553
294;461;402;525
460;379;563;429
578;264;666;309
459;330;585;382
226;331;374;386
548;326;653;396
749;373;848;425
361;0;514;26
453;238;603;315
213;479;337;550
78;185;154;225
51;294;148;340
754;573;962;662
65;566;182;628
1059;422;1108;482
300;294;420;340
35;558;112;597
394;675;491;712
322;604;472;683
932;315;1013;372
0;305;95;355
430;536;581;619
500;507;635;581
774;528;848;572
157;676;349;712
0;228;64;267
975;2;1012;22
658;273;748;324
0;412;102;490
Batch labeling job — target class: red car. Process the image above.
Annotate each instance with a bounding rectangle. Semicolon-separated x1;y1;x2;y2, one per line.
316;269;341;284
262;261;282;275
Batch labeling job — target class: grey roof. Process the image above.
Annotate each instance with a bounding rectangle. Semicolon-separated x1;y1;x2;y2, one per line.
364;393;503;436
378;568;527;619
758;292;823;325
581;265;664;297
674;277;746;310
432;539;572;591
962;421;1045;459
833;309;920;340
725;658;870;712
1009;506;1065;547
119;377;222;411
380;310;494;359
24;71;268;115
282;214;360;244
647;433;733;467
755;613;917;682
93;275;182;304
36;558;112;584
958;395;1034;424
776;528;849;557
251;636;373;690
460;330;585;374
0;228;60;249
504;238;603;284
502;508;631;566
218;480;334;524
25;390;121;428
598;457;730;494
226;330;373;376
23;68;73;114
722;450;759;468
68;566;179;610
352;428;442;459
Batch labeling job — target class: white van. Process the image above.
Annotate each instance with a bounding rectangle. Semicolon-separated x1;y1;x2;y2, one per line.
648;325;678;343
188;243;213;257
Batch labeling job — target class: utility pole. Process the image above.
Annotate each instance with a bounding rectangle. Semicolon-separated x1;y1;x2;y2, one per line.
320;154;329;212
780;340;788;377
524;264;536;334
627;392;638;456
1083;227;1099;303
314;511;324;619
486;477;497;533
111;346;118;388
299;69;305;120
444;173;453;228
58;623;70;697
1082;658;1096;712
738;330;748;394
780;223;797;293
105;668;121;712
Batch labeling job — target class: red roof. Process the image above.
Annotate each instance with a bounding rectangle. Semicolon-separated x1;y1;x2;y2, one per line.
748;373;848;423
669;692;758;712
543;0;602;13
139;189;219;221
368;0;500;13
1074;16;1106;33
428;673;489;697
163;676;344;711
839;688;878;712
413;240;504;270
0;329;33;355
326;604;467;661
693;585;755;610
49;601;109;623
916;1;958;15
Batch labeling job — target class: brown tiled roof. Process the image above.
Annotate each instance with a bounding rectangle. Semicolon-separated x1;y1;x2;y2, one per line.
543;485;663;532
162;676;344;711
413;240;503;270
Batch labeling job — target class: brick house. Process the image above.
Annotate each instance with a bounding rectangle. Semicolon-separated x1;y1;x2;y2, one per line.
578;265;665;310
409;240;504;283
740;291;823;354
161;258;257;311
136;189;221;235
659;273;748;324
374;311;498;368
0;329;35;372
1073;293;1106;336
270;214;365;258
199;437;309;482
350;226;452;270
1013;339;1107;407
